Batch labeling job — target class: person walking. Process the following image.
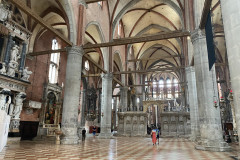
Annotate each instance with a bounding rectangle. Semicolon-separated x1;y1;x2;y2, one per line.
82;128;86;141
151;127;157;145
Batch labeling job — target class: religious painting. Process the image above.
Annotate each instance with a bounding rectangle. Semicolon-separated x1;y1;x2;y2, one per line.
45;92;56;124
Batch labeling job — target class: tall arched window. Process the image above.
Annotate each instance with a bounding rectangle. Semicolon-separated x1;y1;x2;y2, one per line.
174;79;179;98
49;39;60;84
118;22;122;37
85;60;89;71
98;1;103;7
159;78;164;99
153;80;157;98
166;78;172;99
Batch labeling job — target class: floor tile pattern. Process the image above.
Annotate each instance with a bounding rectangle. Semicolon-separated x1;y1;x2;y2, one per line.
0;137;239;160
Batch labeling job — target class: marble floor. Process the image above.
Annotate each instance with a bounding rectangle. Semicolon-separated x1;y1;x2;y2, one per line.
0;137;239;160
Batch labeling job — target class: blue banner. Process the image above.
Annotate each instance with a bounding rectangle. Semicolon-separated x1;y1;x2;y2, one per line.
205;11;216;70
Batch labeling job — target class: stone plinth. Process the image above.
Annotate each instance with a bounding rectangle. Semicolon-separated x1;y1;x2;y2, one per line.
0;110;11;152
160;112;191;137
117;112;147;137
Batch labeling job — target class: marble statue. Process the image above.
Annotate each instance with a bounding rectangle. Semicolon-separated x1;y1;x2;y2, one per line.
7;61;18;77
0;3;11;22
0;89;10;111
4;96;11;113
10;45;20;62
0;62;6;75
8;103;14;116
21;67;32;81
12;92;26;119
0;94;6;110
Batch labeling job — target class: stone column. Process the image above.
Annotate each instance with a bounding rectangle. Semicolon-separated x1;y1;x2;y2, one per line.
113;97;117;130
9;92;26;136
155;106;158;126
120;86;128;112
99;73;113;138
220;0;240;147
4;34;13;65
61;46;84;144
185;66;200;141
116;97;119;127
19;42;27;72
80;89;86;128
191;29;230;151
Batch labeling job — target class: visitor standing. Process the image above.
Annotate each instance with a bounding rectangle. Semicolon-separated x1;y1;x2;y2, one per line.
156;128;160;144
82;128;86;141
92;125;96;138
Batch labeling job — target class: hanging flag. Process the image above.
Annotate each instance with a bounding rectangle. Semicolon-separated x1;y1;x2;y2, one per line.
205;11;216;70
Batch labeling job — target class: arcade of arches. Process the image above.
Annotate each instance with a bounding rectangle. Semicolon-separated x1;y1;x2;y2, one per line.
0;0;240;159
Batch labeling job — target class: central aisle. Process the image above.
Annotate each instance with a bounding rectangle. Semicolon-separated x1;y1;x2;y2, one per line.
0;137;238;160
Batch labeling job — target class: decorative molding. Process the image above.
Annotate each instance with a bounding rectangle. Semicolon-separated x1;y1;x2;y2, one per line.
0;75;29;92
185;66;195;73
120;86;128;92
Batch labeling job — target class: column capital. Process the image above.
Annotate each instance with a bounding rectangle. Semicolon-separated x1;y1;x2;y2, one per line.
67;45;84;56
120;86;128;92
191;29;206;44
101;73;113;80
185;66;195;73
78;0;87;8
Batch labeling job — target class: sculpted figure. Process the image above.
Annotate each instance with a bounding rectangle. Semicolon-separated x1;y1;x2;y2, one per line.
10;45;20;62
8;103;14;116
4;95;11;113
7;61;18;77
0;94;6;110
12;92;26;119
0;62;7;75
0;3;12;22
21;67;32;81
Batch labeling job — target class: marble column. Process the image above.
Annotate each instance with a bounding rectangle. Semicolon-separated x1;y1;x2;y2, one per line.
113;97;117;130
19;42;27;72
61;46;84;144
98;73;113;138
185;66;200;141
4;34;13;65
220;0;240;147
80;89;86;128
116;97;119;127
120;86;128;112
155;106;158;126
191;29;230;151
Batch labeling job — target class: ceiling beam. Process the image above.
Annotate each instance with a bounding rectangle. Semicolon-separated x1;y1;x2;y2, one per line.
113;67;184;75
28;31;190;56
86;0;107;4
128;55;181;62
199;0;212;29
8;0;73;46
83;30;190;49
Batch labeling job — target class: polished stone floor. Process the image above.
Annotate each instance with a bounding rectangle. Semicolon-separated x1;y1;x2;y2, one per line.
0;137;239;160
